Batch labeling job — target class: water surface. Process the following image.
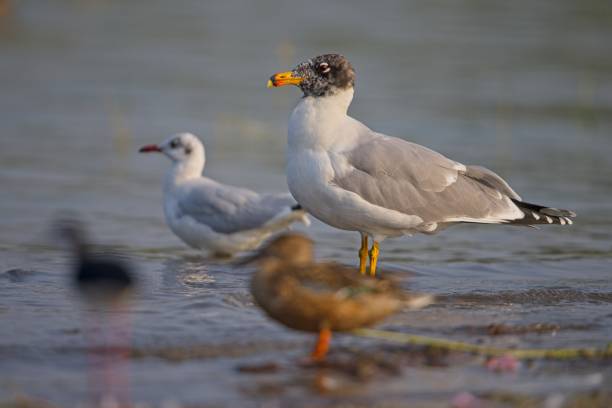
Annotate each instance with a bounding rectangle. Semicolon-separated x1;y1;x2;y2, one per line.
1;1;611;406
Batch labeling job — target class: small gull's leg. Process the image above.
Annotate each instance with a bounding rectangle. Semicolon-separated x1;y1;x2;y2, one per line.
358;234;368;275
369;241;380;277
311;327;332;361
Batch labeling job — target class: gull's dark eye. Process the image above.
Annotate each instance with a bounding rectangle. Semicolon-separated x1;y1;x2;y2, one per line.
170;139;180;149
317;62;331;75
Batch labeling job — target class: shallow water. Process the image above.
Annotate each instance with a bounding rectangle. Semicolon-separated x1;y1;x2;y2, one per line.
1;0;612;406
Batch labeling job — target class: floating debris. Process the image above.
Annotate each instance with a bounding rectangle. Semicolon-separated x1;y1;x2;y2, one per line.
485;355;520;373
353;328;612;360
451;392;482;408
487;323;560;336
236;362;280;374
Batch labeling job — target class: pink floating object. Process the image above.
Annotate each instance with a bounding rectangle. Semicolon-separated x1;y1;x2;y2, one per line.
451;392;482;408
485;355;520;373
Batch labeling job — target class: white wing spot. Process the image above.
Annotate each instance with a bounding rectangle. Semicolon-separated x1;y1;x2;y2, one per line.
444;172;459;187
559;218;566;225
419;222;438;232
532;212;540;220
566;218;573;225
545;216;553;224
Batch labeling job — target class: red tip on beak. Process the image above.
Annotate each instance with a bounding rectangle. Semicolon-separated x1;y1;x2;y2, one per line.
139;144;162;153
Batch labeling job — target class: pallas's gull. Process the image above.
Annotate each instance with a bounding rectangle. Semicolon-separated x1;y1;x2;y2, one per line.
268;54;576;276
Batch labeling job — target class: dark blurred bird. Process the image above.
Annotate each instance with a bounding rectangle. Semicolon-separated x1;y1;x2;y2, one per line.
56;217;135;406
245;234;433;361
56;218;134;305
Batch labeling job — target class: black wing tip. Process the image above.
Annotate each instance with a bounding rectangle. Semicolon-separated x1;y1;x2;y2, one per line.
538;206;576;218
291;204;303;211
511;199;576;225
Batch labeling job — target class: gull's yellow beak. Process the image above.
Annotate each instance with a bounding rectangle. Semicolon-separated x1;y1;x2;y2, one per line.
267;71;303;88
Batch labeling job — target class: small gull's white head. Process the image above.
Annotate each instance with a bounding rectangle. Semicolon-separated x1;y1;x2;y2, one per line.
139;133;206;179
139;132;203;162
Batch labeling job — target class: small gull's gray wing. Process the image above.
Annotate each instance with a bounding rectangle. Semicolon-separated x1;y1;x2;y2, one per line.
332;136;522;225
178;181;297;234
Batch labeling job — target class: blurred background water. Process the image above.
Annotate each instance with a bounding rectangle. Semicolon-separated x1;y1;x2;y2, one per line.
1;0;611;406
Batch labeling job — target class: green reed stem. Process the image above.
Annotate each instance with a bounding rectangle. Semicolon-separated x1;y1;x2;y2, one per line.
352;328;612;360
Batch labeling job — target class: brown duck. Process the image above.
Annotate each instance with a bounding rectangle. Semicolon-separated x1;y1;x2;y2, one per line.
245;233;433;361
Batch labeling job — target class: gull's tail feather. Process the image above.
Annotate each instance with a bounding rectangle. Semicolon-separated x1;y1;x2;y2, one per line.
290;204;310;226
510;199;576;226
261;206;311;233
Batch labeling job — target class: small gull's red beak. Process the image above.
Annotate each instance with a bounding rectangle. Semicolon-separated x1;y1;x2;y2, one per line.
139;144;162;153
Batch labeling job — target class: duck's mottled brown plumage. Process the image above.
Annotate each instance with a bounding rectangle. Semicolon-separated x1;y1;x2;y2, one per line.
252;262;404;332
249;234;430;333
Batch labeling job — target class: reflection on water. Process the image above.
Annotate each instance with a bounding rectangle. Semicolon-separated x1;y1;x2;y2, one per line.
1;0;612;406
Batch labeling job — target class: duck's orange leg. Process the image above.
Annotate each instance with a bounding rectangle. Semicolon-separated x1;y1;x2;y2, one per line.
311;327;332;361
358;234;368;275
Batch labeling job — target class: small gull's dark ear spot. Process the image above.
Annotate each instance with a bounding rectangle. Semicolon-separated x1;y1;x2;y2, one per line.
185;147;192;155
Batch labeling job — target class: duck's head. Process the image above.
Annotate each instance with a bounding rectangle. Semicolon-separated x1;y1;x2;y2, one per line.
240;233;314;267
268;54;355;97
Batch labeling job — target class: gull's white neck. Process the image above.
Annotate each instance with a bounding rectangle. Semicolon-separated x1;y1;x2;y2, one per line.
164;153;205;192
288;88;357;151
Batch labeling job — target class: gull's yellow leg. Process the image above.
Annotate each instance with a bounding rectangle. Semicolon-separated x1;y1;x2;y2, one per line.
369;241;380;277
358;234;368;275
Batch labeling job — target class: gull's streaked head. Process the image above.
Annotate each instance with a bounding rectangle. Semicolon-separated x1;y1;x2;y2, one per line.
268;54;355;97
139;132;204;163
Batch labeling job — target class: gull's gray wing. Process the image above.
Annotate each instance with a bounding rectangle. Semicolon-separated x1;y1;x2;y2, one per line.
342;135;465;192
178;181;297;234
332;135;521;225
463;165;521;201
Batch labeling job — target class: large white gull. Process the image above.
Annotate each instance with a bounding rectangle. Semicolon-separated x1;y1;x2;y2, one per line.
268;54;576;276
139;133;309;256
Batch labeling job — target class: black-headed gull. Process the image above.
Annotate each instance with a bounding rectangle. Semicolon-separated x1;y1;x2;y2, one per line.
268;54;575;276
139;133;309;256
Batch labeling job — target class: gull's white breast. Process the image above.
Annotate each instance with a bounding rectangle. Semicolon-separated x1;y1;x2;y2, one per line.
286;96;422;237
